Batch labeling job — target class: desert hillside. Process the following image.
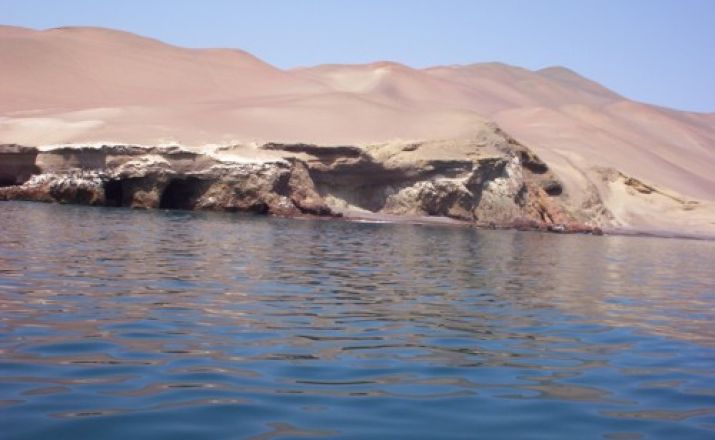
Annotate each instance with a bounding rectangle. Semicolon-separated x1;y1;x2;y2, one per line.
1;25;714;235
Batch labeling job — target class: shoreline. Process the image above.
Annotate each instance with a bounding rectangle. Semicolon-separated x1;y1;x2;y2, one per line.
5;198;712;242
336;209;715;241
2;142;712;241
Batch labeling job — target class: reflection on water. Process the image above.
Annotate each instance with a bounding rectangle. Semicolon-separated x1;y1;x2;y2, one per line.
1;201;714;439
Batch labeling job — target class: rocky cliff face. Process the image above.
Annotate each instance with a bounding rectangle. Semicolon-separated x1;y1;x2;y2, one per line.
0;132;604;234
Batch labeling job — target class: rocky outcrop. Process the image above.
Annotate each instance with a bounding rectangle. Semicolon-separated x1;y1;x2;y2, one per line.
0;144;334;217
0;138;604;234
0;144;39;187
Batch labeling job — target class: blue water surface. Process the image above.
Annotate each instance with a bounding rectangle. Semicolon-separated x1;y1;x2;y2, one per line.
1;202;714;439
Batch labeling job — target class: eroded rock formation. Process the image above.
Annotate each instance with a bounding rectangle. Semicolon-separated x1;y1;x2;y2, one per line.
0;136;604;234
0;144;39;187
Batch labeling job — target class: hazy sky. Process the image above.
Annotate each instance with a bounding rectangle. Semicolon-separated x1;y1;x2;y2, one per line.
3;0;714;112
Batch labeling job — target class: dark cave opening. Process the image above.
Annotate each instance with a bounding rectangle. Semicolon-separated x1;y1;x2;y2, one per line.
103;180;124;207
159;177;205;210
0;176;18;187
543;181;563;196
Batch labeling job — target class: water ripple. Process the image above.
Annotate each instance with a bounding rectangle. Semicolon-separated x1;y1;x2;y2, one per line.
1;202;715;439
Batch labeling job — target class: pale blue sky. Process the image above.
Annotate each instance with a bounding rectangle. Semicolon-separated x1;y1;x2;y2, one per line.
2;0;714;112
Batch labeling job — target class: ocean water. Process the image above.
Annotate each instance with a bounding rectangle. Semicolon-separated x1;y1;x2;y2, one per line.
1;201;714;439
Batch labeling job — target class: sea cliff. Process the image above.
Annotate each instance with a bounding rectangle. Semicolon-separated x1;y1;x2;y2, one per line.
0;130;604;234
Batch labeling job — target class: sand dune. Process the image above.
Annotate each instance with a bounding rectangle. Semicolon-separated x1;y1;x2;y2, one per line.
1;25;713;233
